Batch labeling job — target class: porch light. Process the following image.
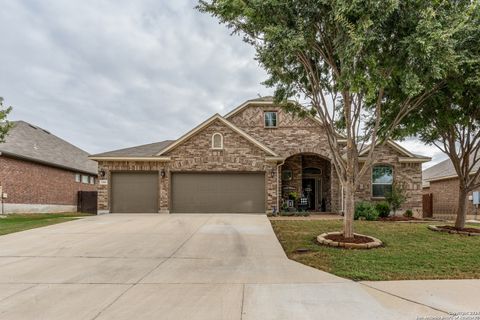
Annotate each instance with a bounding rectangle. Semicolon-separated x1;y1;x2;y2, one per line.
270;169;275;178
99;169;106;177
160;169;166;178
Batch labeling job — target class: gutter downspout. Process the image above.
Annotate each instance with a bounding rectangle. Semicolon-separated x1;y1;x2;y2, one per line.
276;159;286;214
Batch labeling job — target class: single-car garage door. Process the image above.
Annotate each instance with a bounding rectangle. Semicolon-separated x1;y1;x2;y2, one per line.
111;172;158;213
171;172;265;213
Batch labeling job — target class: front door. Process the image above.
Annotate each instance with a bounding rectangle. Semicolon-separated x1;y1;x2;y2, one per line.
302;178;316;211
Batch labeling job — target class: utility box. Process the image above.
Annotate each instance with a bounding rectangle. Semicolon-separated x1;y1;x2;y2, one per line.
473;191;480;205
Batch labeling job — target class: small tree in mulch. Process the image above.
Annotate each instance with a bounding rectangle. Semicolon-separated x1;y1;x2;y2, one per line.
385;183;406;216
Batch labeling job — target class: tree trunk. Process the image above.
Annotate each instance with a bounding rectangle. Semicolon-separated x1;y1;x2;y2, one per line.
343;181;355;238
455;186;468;229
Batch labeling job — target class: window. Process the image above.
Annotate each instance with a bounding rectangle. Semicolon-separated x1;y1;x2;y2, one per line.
212;133;223;149
75;173;81;182
89;176;96;185
303;167;322;175
81;175;89;184
264;111;277;128
372;165;393;197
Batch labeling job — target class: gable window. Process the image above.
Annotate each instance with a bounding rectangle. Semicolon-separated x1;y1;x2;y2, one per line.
264;111;277;128
372;165;393;197
81;175;89;184
212;133;223;149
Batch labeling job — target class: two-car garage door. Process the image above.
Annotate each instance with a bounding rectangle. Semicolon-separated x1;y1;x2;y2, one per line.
110;172;265;213
171;173;265;213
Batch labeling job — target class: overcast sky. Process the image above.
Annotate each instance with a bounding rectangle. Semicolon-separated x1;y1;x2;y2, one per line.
0;0;446;168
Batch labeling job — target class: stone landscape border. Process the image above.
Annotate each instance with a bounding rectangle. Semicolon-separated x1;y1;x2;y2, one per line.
316;231;383;249
428;225;480;236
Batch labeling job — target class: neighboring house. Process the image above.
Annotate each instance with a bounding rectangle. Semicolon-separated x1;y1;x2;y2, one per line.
423;157;480;219
90;97;430;215
0;121;97;213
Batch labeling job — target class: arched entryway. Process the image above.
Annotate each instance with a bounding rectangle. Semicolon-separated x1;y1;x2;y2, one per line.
280;153;332;212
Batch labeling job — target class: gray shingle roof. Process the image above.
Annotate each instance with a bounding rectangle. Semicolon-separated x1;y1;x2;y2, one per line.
423;155;480;182
91;140;175;157
0;121;97;174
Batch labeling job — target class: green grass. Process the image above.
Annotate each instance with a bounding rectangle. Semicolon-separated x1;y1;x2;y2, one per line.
0;213;92;236
270;220;480;281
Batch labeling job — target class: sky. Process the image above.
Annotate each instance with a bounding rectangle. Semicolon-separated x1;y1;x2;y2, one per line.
0;0;447;169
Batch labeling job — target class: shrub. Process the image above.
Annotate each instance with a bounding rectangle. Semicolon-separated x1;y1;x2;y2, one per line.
404;209;414;218
385;183;407;216
355;202;379;221
375;202;391;218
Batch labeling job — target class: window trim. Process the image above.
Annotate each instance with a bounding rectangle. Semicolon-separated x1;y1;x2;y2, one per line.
371;164;394;198
211;132;224;150
264;111;278;128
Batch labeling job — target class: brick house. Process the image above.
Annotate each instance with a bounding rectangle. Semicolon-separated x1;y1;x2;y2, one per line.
0;121;97;214
90;98;430;215
423;157;480;219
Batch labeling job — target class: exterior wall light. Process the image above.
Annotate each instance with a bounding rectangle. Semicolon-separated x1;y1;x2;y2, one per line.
99;169;106;178
160;169;166;178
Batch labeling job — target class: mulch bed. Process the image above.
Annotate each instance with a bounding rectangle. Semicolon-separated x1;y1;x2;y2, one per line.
437;225;480;234
325;233;373;244
378;216;419;221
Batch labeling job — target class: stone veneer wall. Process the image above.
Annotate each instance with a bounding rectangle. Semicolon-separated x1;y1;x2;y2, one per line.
97;119;277;213
97;103;425;215
227;104;341;212
355;144;423;216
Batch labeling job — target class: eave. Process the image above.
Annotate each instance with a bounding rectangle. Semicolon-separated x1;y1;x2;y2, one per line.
89;156;172;162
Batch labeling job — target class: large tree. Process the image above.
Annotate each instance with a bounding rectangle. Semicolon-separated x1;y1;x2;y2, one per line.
0;97;12;143
198;0;474;237
390;6;480;229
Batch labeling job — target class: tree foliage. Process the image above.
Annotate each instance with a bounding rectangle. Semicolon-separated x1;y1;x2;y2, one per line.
387;3;480;228
197;0;476;236
0;97;13;143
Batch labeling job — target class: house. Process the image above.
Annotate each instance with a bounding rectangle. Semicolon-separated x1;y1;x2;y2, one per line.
0;121;97;214
423;157;480;219
90;97;430;215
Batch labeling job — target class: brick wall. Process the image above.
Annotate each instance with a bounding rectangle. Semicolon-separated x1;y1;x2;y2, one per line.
0;155;96;207
429;178;480;216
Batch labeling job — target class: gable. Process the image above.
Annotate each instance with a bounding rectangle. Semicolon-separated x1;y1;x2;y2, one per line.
160;115;278;157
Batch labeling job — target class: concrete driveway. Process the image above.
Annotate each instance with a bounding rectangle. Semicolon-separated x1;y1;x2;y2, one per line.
0;214;476;319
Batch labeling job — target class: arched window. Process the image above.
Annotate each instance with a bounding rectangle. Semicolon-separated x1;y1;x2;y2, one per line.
212;133;223;149
372;165;393;197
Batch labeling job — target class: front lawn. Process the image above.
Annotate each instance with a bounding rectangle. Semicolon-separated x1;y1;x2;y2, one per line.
0;213;91;236
270;220;480;281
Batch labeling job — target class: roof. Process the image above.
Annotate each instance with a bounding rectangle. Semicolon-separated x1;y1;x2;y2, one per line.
358;140;431;162
423;155;480;183
90;97;428;163
91;140;175;158
0;121;97;174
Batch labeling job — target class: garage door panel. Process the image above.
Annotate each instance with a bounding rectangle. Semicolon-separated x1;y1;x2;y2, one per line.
111;172;158;213
171;173;265;213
